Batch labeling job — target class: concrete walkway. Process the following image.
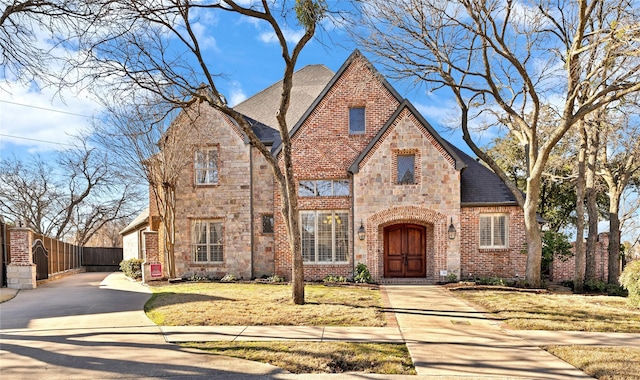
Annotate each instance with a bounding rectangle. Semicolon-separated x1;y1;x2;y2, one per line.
383;285;593;379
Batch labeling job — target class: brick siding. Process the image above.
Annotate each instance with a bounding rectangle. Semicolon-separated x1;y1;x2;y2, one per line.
550;233;609;282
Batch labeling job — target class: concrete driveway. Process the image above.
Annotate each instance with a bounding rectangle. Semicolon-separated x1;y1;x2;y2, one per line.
0;272;284;379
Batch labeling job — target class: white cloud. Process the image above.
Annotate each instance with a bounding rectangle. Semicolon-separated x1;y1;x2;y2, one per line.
228;82;247;107
0;83;99;154
259;27;306;44
191;22;219;51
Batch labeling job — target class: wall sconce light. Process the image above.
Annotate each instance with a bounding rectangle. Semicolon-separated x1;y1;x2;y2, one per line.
448;217;456;240
358;220;366;241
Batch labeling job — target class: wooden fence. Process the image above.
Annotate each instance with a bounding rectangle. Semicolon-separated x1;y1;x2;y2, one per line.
83;247;123;272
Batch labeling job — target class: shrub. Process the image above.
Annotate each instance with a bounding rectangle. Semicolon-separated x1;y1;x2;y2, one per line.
119;259;143;280
266;274;285;283
475;276;505;286
323;275;348;283
220;273;238;282
620;260;640;307
446;273;458;283
354;263;372;283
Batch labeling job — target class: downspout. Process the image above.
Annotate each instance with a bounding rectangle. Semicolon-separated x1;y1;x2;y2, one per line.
249;145;255;280
350;172;356;280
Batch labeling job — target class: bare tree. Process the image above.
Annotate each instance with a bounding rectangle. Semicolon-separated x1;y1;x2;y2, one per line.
352;0;640;287
94;99;206;279
0;141;140;245
598;101;640;283
0;0;96;88
84;0;328;304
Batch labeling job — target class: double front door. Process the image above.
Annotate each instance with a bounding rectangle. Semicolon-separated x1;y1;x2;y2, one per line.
384;223;426;278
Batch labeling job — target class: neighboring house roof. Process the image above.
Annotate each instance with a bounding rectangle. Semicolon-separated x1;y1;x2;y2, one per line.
446;144;519;206
119;208;149;236
233;64;334;132
349;100;467;174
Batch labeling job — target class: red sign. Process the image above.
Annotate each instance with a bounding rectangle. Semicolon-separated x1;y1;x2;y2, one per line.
150;263;162;278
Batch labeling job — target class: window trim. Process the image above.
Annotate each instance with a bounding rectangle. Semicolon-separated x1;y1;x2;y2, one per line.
194;146;219;186
349;107;366;135
479;214;509;249
192;220;224;263
300;210;349;263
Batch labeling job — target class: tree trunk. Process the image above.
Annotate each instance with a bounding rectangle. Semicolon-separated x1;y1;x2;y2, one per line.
585;125;599;282
574;125;587;293
608;191;622;284
524;179;543;288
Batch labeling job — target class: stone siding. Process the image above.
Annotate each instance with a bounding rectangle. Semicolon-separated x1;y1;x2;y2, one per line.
354;109;461;282
460;205;527;279
170;106;254;279
251;146;276;278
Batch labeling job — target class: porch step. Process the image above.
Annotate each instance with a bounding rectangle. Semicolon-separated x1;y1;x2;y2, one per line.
378;278;437;285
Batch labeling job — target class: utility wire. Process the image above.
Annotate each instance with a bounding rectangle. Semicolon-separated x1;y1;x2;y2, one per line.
0;133;76;146
0;99;94;118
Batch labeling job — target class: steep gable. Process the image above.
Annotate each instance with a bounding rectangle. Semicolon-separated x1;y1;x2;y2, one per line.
349;100;465;174
274;50;405;177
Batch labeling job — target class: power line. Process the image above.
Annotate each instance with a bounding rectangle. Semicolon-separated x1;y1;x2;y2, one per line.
0;99;94;118
0;133;76;147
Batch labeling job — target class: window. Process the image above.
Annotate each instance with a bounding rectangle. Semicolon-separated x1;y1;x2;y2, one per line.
397;154;415;184
479;214;508;248
262;214;274;234
195;148;218;185
300;211;348;263
298;179;350;197
192;221;223;262
349;107;365;134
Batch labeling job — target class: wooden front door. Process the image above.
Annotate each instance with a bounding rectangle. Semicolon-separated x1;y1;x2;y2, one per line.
384;224;426;278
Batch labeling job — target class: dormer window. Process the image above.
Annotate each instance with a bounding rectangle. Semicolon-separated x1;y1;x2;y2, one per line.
349;107;365;134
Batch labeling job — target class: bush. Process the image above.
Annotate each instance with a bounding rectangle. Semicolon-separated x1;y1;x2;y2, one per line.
323;275;348;283
475;276;505;286
266;274;285;283
620;260;640;307
220;273;238;282
120;259;143;280
446;273;458;283
354;263;372;283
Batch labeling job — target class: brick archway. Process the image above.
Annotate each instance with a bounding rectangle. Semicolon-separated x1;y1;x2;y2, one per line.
365;206;447;281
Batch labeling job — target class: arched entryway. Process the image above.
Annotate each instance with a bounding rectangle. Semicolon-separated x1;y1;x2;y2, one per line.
384;223;426;278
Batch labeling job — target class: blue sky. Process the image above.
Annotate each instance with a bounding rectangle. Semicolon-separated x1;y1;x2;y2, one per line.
0;4;468;161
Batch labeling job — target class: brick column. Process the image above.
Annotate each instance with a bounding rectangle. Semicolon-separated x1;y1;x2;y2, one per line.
7;227;37;289
142;230;163;283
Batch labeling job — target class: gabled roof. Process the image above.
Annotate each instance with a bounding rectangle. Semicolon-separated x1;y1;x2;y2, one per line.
233;64;334;132
445;144;519;206
273;50;404;156
119;208;149;236
349;100;466;174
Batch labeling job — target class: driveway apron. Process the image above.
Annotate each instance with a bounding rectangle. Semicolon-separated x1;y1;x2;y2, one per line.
0;272;284;379
383;285;593;379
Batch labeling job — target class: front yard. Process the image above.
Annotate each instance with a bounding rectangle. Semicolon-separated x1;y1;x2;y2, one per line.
145;282;640;378
145;281;414;374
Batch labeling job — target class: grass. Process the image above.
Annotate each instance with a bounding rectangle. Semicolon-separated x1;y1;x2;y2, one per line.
145;282;387;326
545;346;640;380
181;341;416;375
146;282;411;375
453;289;640;379
453;290;640;332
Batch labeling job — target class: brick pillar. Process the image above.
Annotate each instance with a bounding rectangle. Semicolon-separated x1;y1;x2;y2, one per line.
7;227;37;290
142;230;162;283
